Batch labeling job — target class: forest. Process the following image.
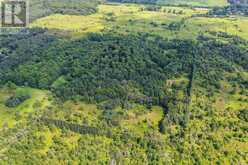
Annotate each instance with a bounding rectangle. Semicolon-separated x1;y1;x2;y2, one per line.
1;30;247;106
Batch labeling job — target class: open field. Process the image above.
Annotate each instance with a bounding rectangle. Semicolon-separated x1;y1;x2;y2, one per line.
31;3;206;37
31;14;105;37
30;3;248;40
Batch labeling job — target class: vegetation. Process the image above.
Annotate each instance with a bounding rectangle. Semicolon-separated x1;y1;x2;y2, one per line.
30;4;248;40
31;14;104;37
29;0;104;21
5;90;30;108
108;0;229;7
208;4;248;16
206;0;248;16
157;0;229;7
0;1;247;164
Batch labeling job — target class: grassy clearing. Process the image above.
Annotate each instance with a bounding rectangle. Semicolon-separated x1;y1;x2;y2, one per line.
121;105;164;136
189;16;248;39
0;87;51;128
42;99;164;136
31;14;105;37
62;101;102;126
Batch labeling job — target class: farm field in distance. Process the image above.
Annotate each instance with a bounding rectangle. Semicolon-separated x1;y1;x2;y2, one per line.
31;3;248;40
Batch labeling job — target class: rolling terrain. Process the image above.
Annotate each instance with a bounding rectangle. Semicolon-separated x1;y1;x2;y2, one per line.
0;0;247;164
30;3;248;39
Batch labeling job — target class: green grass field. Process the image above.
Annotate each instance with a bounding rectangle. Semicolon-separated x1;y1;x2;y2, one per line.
31;14;105;37
30;3;248;40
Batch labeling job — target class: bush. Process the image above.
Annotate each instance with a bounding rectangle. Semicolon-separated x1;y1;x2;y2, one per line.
5;91;31;108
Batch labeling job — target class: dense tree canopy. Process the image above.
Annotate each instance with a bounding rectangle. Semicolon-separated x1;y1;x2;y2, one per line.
1;29;247;107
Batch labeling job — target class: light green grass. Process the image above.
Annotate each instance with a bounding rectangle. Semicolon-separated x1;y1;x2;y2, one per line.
121;105;164;136
29;4;208;38
30;14;105;38
0;87;51;128
30;3;248;40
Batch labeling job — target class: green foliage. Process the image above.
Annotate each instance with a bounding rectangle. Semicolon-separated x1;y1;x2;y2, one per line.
157;0;229;7
238;109;248;122
29;0;104;21
0;1;247;164
208;4;248;16
1;30;247;107
143;5;162;11
108;0;228;7
5;90;31;108
108;0;157;4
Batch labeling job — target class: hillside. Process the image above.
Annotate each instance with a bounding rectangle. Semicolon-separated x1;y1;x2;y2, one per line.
0;1;247;164
30;4;248;39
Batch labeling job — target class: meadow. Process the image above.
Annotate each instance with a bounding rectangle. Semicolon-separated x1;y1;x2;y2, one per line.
31;3;248;40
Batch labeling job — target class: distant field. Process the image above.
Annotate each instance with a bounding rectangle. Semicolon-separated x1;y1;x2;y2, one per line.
31;14;104;37
31;4;206;37
31;3;248;40
157;0;229;7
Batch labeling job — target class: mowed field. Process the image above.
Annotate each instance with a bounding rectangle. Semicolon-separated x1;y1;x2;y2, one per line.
30;3;248;40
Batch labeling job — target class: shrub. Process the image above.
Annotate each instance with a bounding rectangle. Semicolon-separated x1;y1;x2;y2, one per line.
5;91;31;108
